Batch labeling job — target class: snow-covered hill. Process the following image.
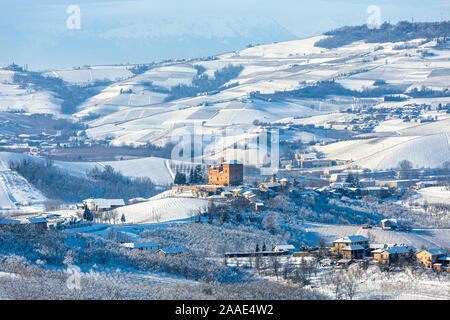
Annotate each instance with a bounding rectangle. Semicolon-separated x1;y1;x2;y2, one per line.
0;70;63;116
0;152;176;186
64;35;448;170
409;186;450;205
1;30;449;197
316;117;450;170
113;194;210;225
0;168;45;212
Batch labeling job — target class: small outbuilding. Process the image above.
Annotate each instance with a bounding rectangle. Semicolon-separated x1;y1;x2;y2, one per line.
83;198;125;212
157;248;186;257
274;244;295;254
122;242;160;252
381;219;398;230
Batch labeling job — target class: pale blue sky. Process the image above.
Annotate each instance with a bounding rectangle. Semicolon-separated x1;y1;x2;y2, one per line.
3;0;449;34
1;0;448;68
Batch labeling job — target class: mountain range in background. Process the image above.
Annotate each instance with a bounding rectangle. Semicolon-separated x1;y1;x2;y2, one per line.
2;15;297;70
1;0;449;69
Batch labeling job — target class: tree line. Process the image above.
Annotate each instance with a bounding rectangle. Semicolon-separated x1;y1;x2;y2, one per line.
13;71;112;114
315;21;450;49
165;64;244;101
9;159;160;203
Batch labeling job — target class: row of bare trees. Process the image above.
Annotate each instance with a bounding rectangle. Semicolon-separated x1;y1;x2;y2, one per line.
323;267;363;300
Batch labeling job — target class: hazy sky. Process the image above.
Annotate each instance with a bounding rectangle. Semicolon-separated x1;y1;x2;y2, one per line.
1;0;448;68
3;0;448;34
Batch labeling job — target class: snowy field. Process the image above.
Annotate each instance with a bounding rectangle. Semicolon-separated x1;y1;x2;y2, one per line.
0;71;63;115
66;36;449;153
312;264;450;300
316;118;450;170
43;66;134;84
1;36;448;165
410;187;450;206
0;156;46;212
112;194;210;225
0;169;45;210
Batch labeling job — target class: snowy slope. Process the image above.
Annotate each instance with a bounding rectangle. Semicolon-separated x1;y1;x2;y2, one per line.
0;152;175;186
409;187;450;205
316;117;450;170
0;153;46;211
0;70;63;116
2;33;450;199
43;66;134;85
0;169;46;211
113;193;210;225
75;36;449;153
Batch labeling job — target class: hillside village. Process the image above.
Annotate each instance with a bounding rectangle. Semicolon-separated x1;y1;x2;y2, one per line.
2;158;449;279
0;20;449;299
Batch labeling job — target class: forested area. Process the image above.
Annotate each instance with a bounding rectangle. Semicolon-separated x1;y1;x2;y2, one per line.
265;80;450;100
13;72;112;114
0;227;326;299
315;21;450;49
165;64;243;101
9;160;160;202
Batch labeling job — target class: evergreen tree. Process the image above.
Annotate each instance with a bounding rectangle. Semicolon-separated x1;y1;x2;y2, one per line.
121;214;126;224
174;172;187;185
345;173;355;185
352;175;360;188
194;165;204;183
189;169;195;184
83;206;93;222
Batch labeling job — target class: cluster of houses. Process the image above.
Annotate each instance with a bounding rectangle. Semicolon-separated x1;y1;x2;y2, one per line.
286;166;449;201
173;170;296;211
171;159;449;213
80;198;126;212
322;181;390;199
0;129;97;157
282;153;344;170
0;132;57;156
332;103;443;130
272;103;446;146
0;213;81;232
218;233;449;273
331;235;450;271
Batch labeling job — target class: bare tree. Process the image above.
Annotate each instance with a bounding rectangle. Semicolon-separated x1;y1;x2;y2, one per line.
255;255;263;275
218;243;228;266
283;261;292;280
207;200;216;224
44;199;63;211
325;270;344;300
366;230;376;243
195;208;203;223
271;256;281;280
342;270;359;300
155;212;162;223
262;213;279;234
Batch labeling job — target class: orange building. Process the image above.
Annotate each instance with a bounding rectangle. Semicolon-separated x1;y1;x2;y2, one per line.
208;160;243;186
